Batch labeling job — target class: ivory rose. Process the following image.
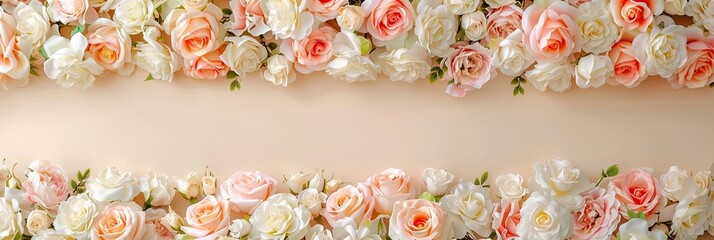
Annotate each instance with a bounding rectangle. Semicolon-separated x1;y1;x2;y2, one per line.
669;27;714;89
576;0;620;54
202;175;217;196
86;167;140;203
633;24;687;78
184;47;230;80
610;168;667;225
306;0;347;21
444;0;479;15
516;191;574;240
22;160;70;210
140;170;176;207
609;0;664;32
388;199;451;240
181;0;208;9
13;0;53;52
522;1;582;63
571;187;621;240
660;166;697;202
326;31;380;82
262;54;296;87
494;173;527;201
0;8;30;90
54;193;97;239
321;183;375;227
229;0;269;36
176;172;201;199
297;188;327;217
86;19;134;76
686;0;714;32
664;0;686;15
0;199;22;240
671;193;711;240
461;12;487;41
219;170;277;215
229;219;251;238
249;193;311;239
492;199;521;240
443;42;495;97
160;208;185;233
422;168;456;197
164;4;226;59
261;0;315;40
112;0;156;35
441;182;494;237
618;218;667;240
26;209;52;235
144;209;175;240
280;25;338;74
336;6;366;32
220;36;268;76
47;0;97;24
491;30;534;77
182;195;231;240
365;168;414;214
91;202;147;240
525;60;574;92
575;54;614;88
486;4;523;42
372;45;431;83
362;0;416;46
608;40;646;87
134;26;182;82
30;230;69;240
332;218;381;240
415;0;457;58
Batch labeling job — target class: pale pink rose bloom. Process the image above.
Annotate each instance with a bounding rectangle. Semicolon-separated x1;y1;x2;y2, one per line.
362;0;416;45
0;9;30;89
668;27;714;89
609;0;663;32
219;171;277;215
492;199;521;240
610;168;667;225
306;0;348;22
86;18;134;76
229;0;269;35
521;1;582;63
280;25;338;74
608;40;646;87
2;0;30;6
144;209;175;240
184;46;229;80
321;183;375;227
47;0;98;24
22;160;70;211
571;187;621;240
182;195;231;240
164;4;226;59
389;199;449;240
485;4;523;43
365;168;413;214
443;42;495;97
92;202;147;240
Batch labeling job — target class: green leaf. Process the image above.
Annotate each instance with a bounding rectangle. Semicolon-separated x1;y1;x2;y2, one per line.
430;66;441;72
447;80;454;85
83;169;91;179
77;171;83;181
511;78;518;85
230;79;241;91
518;86;525;95
71;180;78;190
436;68;444;79
71;24;86;36
519;77;526;84
480;171;489;185
606;165;619;177
709;82;714;88
222;8;233;15
474;178;481;186
145;74;155;81
29;66;39;77
267;42;278;51
627;209;636;219
39;48;49;59
418;192;437;202
428;73;438;84
658;21;665;29
512;86;519;96
227;70;238;80
601;169;608;178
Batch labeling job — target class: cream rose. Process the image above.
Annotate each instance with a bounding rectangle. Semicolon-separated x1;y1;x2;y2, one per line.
176;172;201;200
307;225;335;240
309;172;325;190
444;0;479;14
220;36;268;76
134;26;182;82
30;230;70;240
249;193;311;239
325;178;343;195
525;60;574;92
163;4;225;59
327;31;380;82
372;45;430;83
415;0;457;58
219;170;277;215
262;54;297;87
461;12;487;42
485;4;523;42
486;0;515;7
576;0;620;54
618;218;667;240
0;199;22;240
0;8;30;89
321;183;375;227
47;0;95;24
298;188;327;217
86;167;140;203
307;0;347;21
336;6;366;32
362;0;416;46
669;27;714;89
664;0;686;14
54;193;97;239
27;209;52;235
575;54;614;88
660;166;697;202
13;0;53;52
160;208;185;233
441;182;494;237
607;39;646;87
22;160;70;210
686;0;714;32
261;0;315;40
491;30;534;77
531;159;591;210
633;24;687;78
140;170;176;207
366;168;414;214
281;25;338;74
332;218;381;240
181;0;208;9
286;171;312;193
516;191;574;240
86;18;135;76
388;199;451;240
184;47;229;80
572;187;621;240
610;0;664;31
113;0;155;35
522;1;582;63
229;219;251;238
494;173;527;201
202;175;217;196
182;195;230;240
422;168;456;197
671;193;711;239
92;202;147;240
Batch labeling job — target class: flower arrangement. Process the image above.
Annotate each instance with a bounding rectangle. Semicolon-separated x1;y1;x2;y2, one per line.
0;0;712;96
0;159;712;240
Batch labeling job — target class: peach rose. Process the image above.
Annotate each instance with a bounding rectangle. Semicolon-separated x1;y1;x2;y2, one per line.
86;18;134;76
321;183;375;227
388;199;449;240
184;46;229;80
486;4;523;42
365;168;413;214
229;0;269;35
91;202;147;240
610;168;667;225
280;25;337;74
182;195;230;240
608;40;646;87
492;199;521;240
22;160;70;211
443;42;495;97
307;0;347;21
609;0;663;32
0;9;30;89
668;27;714;89
521;1;581;63
144;209;175;240
362;0;416;46
571;187;621;240
164;3;226;59
219;171;277;215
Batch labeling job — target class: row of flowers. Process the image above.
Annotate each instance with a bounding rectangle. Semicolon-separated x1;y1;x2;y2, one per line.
0;159;712;240
0;0;713;97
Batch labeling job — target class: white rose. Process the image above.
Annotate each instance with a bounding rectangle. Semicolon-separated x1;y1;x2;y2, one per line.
297;188;327;217
461;12;487;41
485;0;515;8
686;0;714;32
336;6;365;32
306;225;334;240
332;218;382;240
576;0;619;55
113;0;156;35
324;178;342;195
26;209;52;236
86;167;140;203
134;26;181;82
525;60;574;92
175;172;200;199
516;191;573;240
575;54;613;88
444;0;479;14
262;54;297;87
0;165;8;196
249;193;311;239
491;30;535;77
665;0;686;15
47;0;94;24
660;166;697;202
53;193;97;239
415;0;457;58
140;170;176;207
229;219;251;238
327;31;379;82
13;0;54;52
441;182;494;237
633;25;687;78
286;171;313;193
30;230;70;240
671;193;711;240
261;0;315;40
201;175;217;196
693;171;711;196
709;197;714;236
160;208;185;233
618;218;668;240
220;36;268;76
494;173;527;200
180;0;208;9
372;45;430;83
530;159;591;210
0;199;22;240
422;168;456;197
42;34;104;89
308;172;325;191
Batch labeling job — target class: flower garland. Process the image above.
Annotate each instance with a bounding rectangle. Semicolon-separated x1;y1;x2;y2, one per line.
0;0;713;97
0;159;712;240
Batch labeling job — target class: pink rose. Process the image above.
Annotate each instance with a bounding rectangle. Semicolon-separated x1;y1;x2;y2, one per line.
389;199;449;240
608;40;646;87
306;0;347;22
22;160;70;211
321;183;375;227
521;1;581;63
86;18;134;76
443;42;495;97
164;4;226;59
609;0;663;32
572;187;621;240
668;27;714;89
92;202;147;240
362;0;416;45
365;168;413;214
610;168;667;225
229;0;268;35
184;46;229;80
182;195;230;240
219;171;277;215
0;9;30;89
492;199;521;240
144;209;175;240
280;25;337;74
486;4;523;42
47;0;98;24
